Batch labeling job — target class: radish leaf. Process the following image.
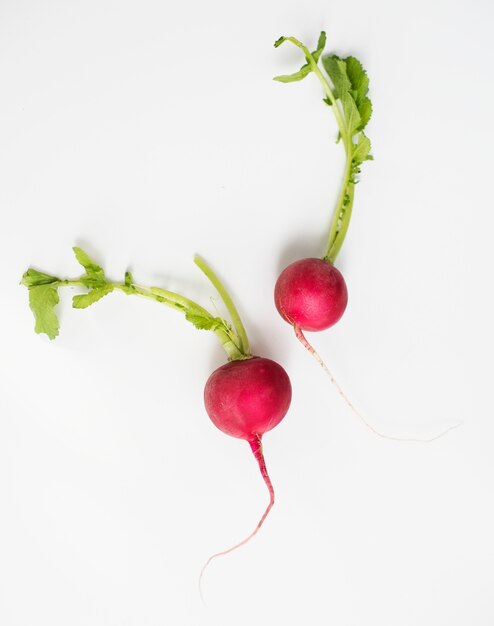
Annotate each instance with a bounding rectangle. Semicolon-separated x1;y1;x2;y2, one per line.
357;97;372;132
73;285;114;309
321;55;351;99
353;132;372;164
323;54;372;132
185;311;224;331
273;31;326;83
28;284;60;339
21;268;60;287
345;56;369;106
73;246;106;288
341;91;361;137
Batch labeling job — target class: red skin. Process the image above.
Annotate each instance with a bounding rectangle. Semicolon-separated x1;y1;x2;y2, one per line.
274;257;348;332
204;357;292;442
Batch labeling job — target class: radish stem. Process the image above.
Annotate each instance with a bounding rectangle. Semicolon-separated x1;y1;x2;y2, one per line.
274;34;370;263
22;250;252;361
194;255;251;357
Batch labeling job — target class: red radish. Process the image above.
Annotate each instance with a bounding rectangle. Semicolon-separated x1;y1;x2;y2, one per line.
205;357;291;440
274;33;461;442
21;249;291;590
275;258;348;331
273;34;373;415
200;357;291;582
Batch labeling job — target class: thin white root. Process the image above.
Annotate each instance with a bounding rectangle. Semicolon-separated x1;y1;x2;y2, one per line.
294;325;463;442
198;497;273;606
198;435;275;605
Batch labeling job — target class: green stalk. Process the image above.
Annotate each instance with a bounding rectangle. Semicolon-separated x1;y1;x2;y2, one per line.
133;284;245;360
193;255;251;357
57;277;246;361
323;152;355;263
275;35;366;265
23;251;253;360
323;180;355;265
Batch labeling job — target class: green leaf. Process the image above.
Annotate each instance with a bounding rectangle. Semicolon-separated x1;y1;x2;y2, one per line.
352;132;372;164
124;271;134;287
73;246;101;271
273;31;326;83
342;56;372;131
322;55;351;99
341;91;361;137
312;31;327;62
357;96;372;131
185;311;223;331
28;284;60;340
73;246;106;288
21;268;60;287
72;285;114;309
345;56;369;106
273;65;312;83
323;54;373;135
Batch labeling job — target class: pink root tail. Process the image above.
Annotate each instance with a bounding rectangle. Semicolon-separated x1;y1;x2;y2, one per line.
294;325;462;443
199;434;275;602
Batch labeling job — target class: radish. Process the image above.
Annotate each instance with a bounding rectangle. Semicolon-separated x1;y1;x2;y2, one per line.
201;356;290;575
274;33;460;441
21;248;292;582
275;258;348;332
273;32;370;356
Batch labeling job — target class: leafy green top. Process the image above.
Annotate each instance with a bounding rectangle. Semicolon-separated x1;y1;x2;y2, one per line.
21;247;251;361
274;32;373;263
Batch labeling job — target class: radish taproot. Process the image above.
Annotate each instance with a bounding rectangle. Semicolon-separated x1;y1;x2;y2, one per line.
274;33;460;441
21;248;291;578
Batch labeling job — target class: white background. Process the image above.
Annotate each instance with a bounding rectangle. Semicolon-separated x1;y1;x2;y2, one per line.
1;0;493;624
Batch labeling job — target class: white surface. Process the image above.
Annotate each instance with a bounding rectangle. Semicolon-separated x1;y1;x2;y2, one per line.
1;0;493;624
